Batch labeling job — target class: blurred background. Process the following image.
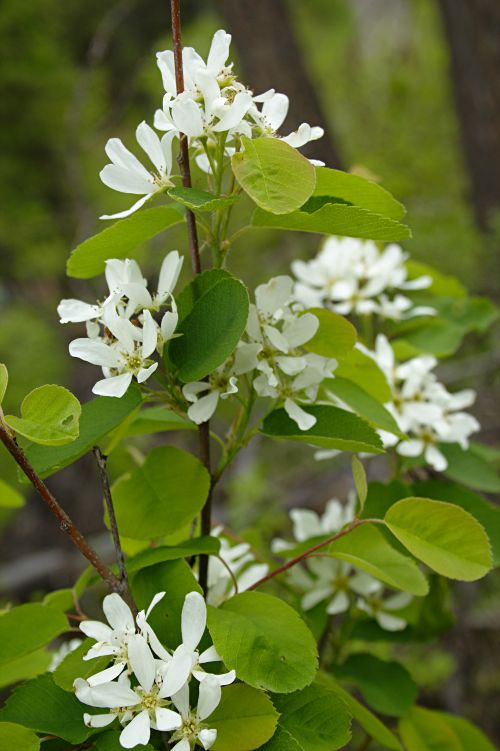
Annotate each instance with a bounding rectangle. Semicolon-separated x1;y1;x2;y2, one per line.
0;0;499;743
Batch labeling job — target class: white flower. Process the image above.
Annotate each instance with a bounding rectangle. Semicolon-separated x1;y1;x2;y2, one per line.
357;588;412;632
271;494;357;553
75;636;182;748
292;237;434;321
183;373;238;425
206;527;268;606
293;560;381;616
79;592;165;686
100;122;176;219
160;592;235;697
169;676;221;751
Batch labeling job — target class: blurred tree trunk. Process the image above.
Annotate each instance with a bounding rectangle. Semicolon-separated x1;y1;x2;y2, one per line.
215;0;344;169
438;0;500;231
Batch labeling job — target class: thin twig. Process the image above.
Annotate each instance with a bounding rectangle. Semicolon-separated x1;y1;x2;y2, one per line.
248;519;372;590
0;420;121;593
93;446;137;615
170;0;213;596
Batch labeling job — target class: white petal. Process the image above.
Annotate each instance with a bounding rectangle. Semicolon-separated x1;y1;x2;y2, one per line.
69;338;122;368
155;707;183;731
120;710;151;749
136;362;158;384
262;93;289;131
136;120;165;174
301;586;333;611
187;391;219;424
282;313;319;348
84;712;116;728
213;92;253;132
128;634;156;692
182;591;206;650
255;275;293;315
74;678;139;709
58;299;100;323
171;740;191;751
158;250;183;299
284;399;316;431
100;194;152;221
105;137;151;178
141;310;159;358
198;728;218;750
161;310;178;341
103;593;135;631
376;612;407;632
396;439;424;458
197;675;221;721
172;98;204;137
87;662;126;686
171;681;190;717
425;444;448;472
326;590;350;615
384;591;413;611
159;646;193;698
100;164;154;196
199;645;221;664
92;373;133;398
207;29;231;74
146;591;166;618
79;620;113;642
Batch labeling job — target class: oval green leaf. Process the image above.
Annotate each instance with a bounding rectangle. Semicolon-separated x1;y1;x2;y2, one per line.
397;706;496;751
313;167;406;220
384;497;492;581
211;684;279;751
207;592;318;693
0;723;40;751
67;206;184;278
0;363;7;404
113;446;210;539
5;385;81;446
232;136;316;214
0;604;68;667
303;309;357;359
168;273;249;382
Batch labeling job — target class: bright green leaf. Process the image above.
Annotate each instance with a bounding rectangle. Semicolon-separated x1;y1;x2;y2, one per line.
335;348;392;402
261;405;384;453
270;684;352;751
351;456;367;509
328;524;429;595
0;723;40;751
0;674;91;743
126;536;220;573
385;497;492;581
67;206;184;278
0;604;68;667
0;363;7;404
303;309;357;359
335;653;417;717
398;707;461;751
406;261;465;298
325;377;403;436
252;203;411;241
168;272;249;382
125;405;194;436
43;589;74;612
168;186;238;213
207;592;318;693
211;684;278;751
232;136;316;214
441;713;496;751
0;478;24;508
441;444;500;493
113;446;210;539
0;648;51;690
260;726;302;751
23;384;142;478
313;167;406;219
5;385;81;446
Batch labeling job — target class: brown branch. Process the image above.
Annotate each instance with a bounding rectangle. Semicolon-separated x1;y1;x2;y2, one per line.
0;421;121;593
248;519;370;590
93;446;137;615
170;0;213;596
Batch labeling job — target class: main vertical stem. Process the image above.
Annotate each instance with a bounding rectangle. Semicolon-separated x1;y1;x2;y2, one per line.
170;0;212;594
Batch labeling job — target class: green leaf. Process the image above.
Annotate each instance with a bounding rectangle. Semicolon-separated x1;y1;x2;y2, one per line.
53;638;110;691
352;456;367;508
5;385;81;446
440;713;496;751
398;707;463;751
126;536;220;573
405;261;466;297
125;405;194;435
335;653;417;717
0;674;91;743
24;384;142;478
328;524;429;595
261;405;384;453
113;446;210;539
412;480;500;566
313;167;406;219
67;206;184;278
0;478;24;508
252;203;411;241
93;731;155;750
0;648;51;690
0;723;40;751
303;309;357;358
175;269;230;321
361;480;411;520
0;363;7;404
168;271;249;382
269;684;352;751
43;589;74;613
207;592;318;693
320;676;401;750
168;186;238;213
325;376;403;436
131;559;201;649
384;497;492;581
231;136;316;214
260;726;302;751
391;319;465;359
0;604;68;667
211;684;279;751
335;348;392;402
441;444;500;493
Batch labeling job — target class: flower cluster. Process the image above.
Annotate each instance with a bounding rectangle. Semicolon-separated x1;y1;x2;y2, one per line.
272;497;412;631
58;252;183;397
74;591;235;749
365;335;480;471
292;236;435;321
183;275;337;430
101;30;323;219
205;527;268;607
